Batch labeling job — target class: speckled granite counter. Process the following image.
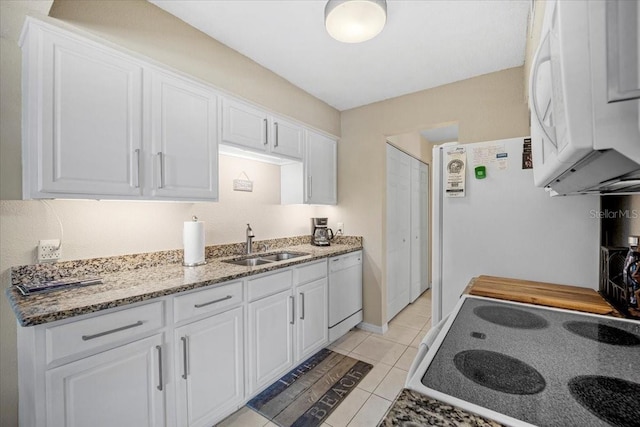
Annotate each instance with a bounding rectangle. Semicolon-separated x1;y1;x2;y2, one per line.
6;236;362;326
379;389;502;427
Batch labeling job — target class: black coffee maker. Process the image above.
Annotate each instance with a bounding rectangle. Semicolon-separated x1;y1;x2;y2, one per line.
311;218;334;246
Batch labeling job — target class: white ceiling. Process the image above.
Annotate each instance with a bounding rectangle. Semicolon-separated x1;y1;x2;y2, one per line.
149;0;531;111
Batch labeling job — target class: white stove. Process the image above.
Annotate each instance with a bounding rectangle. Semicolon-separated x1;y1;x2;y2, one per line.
406;295;640;427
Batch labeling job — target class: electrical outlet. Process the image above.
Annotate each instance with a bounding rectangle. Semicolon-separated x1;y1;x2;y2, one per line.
38;239;61;263
336;222;344;235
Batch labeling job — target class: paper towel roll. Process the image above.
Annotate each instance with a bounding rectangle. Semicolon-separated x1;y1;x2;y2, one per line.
183;219;205;266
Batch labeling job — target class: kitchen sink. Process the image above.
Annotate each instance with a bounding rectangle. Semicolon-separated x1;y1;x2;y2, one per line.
224;258;272;267
223;251;309;267
260;252;308;262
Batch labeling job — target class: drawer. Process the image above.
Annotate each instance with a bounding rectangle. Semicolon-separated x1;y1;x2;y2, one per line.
294;259;327;285
174;281;242;323
247;269;293;301
45;301;164;365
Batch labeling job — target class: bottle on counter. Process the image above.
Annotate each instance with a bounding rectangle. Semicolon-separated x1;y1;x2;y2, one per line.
623;236;640;308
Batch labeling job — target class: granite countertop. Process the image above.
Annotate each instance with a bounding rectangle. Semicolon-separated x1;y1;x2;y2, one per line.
379;389;502;427
6;237;362;327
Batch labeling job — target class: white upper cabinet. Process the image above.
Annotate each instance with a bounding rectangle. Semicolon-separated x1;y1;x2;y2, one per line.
271;117;303;159
21;18;219;201
221;98;269;152
148;70;218;200
305;130;337;205
22;21;144;199
221;98;304;161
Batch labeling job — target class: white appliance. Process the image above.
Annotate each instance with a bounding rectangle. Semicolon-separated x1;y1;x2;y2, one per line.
328;250;363;341
529;0;640;195
431;138;600;324
407;295;640;426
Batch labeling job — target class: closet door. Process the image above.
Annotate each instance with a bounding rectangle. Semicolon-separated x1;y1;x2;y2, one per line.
410;159;430;302
386;145;411;321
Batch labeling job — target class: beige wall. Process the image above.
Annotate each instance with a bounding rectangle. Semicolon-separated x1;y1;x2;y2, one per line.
336;67;530;327
0;1;340;425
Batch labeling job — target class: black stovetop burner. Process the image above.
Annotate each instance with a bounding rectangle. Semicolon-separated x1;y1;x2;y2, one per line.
563;321;640;346
569;375;640;427
454;349;546;395
473;304;549;329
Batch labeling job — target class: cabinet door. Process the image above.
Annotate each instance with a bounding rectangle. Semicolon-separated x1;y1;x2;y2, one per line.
271;117;303;160
149;71;218;200
296;278;328;362
247;289;294;394
305;131;337;205
33;30;143;197
175;307;243;427
46;334;165;427
221;98;269;152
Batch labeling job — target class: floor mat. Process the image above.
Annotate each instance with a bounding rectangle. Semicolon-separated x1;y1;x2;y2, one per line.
246;348;373;427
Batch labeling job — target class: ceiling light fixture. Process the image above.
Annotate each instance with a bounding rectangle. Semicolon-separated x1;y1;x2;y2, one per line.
325;0;387;43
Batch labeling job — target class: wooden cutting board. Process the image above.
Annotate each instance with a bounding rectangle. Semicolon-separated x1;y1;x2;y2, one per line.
467;275;622;317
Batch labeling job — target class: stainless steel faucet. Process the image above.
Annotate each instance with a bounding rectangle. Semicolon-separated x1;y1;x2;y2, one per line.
245;223;255;254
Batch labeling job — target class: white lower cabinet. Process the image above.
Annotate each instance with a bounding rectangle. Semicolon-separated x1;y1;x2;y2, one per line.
175;306;243;427
295;278;328;361
247;288;294;395
18;257;351;427
46;333;166;427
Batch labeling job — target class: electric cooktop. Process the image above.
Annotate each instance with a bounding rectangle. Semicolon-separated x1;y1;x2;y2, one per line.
418;296;640;427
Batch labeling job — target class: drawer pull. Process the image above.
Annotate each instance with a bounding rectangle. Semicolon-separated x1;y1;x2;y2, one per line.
81;320;144;341
156;345;163;391
194;295;233;308
300;292;305;320
181;336;189;379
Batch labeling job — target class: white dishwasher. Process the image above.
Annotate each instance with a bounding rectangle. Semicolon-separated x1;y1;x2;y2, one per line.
328;250;363;342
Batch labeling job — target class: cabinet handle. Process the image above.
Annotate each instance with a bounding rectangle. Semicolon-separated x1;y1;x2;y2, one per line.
274;122;279;148
157;152;165;188
181;336;189;379
300;292;305;320
264;118;268;145
194;295;232;308
81;320;144;341
134;149;141;188
156;345;163;391
289;295;295;325
308;176;313;199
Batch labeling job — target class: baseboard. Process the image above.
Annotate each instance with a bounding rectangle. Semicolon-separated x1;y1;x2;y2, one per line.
357;321;388;335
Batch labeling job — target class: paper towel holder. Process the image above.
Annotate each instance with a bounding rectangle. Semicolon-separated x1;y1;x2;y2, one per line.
183;216;207;268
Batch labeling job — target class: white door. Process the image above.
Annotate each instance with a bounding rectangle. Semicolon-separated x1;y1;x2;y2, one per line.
221;98;269;152
149;71;218;200
271;117;303;160
305;131;337;205
175;307;243;427
295;278;328;362
410;159;430;301
46;334;165;427
386;144;411;321
36;31;143;197
247;289;294;394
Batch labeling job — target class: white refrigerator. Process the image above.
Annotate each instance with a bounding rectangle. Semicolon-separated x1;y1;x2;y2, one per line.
431;137;600;323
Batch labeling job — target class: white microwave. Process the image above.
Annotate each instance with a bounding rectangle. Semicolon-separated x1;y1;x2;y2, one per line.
529;0;640;195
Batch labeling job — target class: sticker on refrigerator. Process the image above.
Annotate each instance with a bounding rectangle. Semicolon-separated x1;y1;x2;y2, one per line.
471;144;507;170
445;147;466;198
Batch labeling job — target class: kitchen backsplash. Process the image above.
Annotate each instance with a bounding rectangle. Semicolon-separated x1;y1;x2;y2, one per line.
9;235;362;286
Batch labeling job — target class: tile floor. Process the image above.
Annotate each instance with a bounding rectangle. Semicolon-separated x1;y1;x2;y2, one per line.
217;289;433;427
